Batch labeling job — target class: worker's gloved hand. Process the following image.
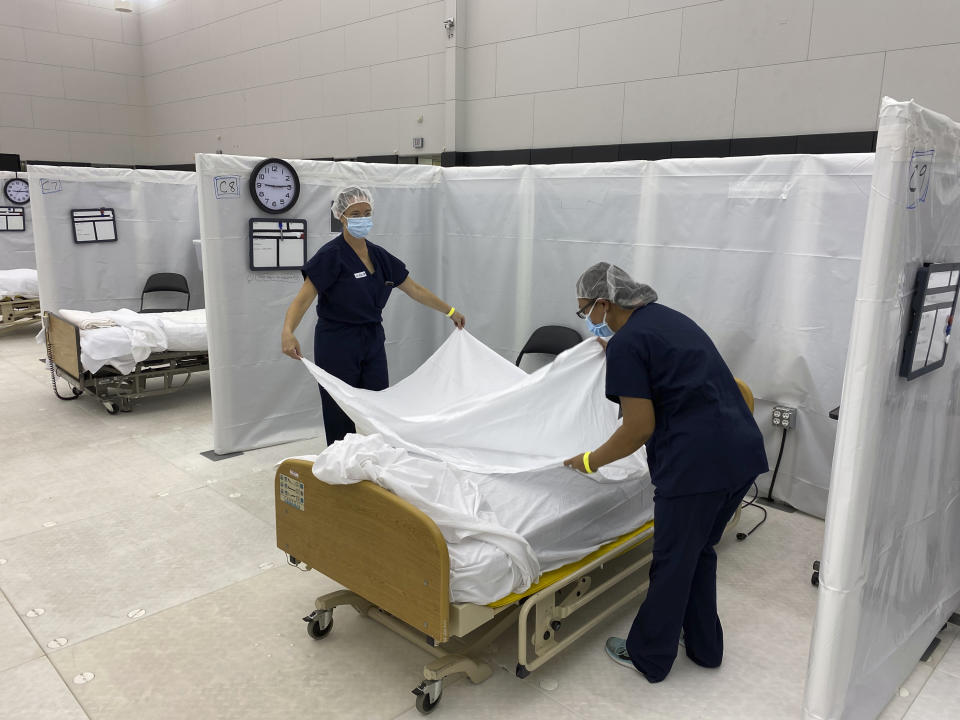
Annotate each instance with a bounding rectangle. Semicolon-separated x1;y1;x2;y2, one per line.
450;310;466;329
281;331;302;359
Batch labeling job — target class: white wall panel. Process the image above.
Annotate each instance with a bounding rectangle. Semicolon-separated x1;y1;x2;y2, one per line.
54;1;122;43
301;114;348;157
537;0;628;34
427;51;443;104
0;92;33;127
734;55;884;137
397;2;445;59
62;68;128;104
31;97;101;133
322;67;371;116
24;28;94;69
0;59;64;97
533;84;624;148
679;0;813;75
883;43;960;125
810;0;960;59
371;56;429;110
623;70;738;143
93;39;142;75
462;43;494;100
321;0;371;30
495;30;578;96
0;24;26;60
578;12;682;86
298;28;345;77
461;95;534;151
463;0;536;47
344;14;398;69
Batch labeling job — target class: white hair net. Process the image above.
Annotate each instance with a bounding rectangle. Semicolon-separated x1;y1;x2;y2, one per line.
576;262;658;309
331;186;374;218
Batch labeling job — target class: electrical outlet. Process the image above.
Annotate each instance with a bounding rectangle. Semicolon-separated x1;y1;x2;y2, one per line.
772;405;797;430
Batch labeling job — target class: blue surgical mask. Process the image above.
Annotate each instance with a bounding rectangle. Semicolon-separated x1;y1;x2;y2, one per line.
586;316;614;338
584;301;614;338
346;216;373;239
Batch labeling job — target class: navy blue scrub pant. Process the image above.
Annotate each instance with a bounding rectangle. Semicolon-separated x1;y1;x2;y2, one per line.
625;477;754;682
314;322;388;446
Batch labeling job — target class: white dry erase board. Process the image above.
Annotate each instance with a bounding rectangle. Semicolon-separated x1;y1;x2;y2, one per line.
71;208;117;244
248;218;307;271
0;206;25;232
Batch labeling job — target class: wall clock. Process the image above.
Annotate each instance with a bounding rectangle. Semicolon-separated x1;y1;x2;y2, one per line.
4;177;29;205
249;158;299;214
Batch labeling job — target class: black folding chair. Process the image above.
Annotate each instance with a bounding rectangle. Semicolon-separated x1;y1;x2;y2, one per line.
515;325;582;366
140;272;190;313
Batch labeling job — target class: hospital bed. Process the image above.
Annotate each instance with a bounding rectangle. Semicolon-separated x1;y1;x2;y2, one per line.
275;381;755;714
44;309;208;414
0;269;41;335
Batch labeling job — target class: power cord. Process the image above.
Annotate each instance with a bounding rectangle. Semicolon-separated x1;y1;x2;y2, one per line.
737;427;786;540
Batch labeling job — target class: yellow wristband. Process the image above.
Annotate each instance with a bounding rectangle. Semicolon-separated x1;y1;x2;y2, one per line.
583;451;593;474
446;306;456;317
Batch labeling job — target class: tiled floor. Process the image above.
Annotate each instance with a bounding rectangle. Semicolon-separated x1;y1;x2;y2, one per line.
0;324;956;719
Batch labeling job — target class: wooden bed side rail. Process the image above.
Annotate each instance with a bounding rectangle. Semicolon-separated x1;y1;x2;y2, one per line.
44;311;82;381
275;459;451;642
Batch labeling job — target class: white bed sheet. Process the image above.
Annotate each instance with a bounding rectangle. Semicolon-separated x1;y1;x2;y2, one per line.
57;308;206;375
0;268;38;298
291;330;656;604
298;433;653;604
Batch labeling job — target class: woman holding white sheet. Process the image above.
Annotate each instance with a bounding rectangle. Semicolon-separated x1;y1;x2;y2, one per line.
281;186;465;446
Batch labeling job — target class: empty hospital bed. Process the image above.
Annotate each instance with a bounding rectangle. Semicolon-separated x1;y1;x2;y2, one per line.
0;269;41;335
274;380;754;714
44;308;208;413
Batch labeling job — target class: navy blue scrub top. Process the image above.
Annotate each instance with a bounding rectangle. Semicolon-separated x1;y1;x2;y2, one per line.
301;235;409;329
605;303;769;497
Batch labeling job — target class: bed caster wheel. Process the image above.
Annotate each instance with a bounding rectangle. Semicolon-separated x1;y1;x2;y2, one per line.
71;387;82;397
413;680;442;715
304;609;333;639
811;571;820;587
515;663;530;679
102;401;119;415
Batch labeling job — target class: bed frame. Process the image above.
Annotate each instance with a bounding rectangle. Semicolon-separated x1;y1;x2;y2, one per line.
274;380;754;714
276;457;666;714
44;311;209;414
0;296;41;335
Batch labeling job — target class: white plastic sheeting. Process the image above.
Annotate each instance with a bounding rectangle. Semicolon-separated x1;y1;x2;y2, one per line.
200;153;872;519
197;154;444;454
804;100;960;719
28;166;202;313
0;170;35;270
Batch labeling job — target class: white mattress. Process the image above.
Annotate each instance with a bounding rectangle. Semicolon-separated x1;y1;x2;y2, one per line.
0;268;38;298
57;308;206;375
302;433;654;605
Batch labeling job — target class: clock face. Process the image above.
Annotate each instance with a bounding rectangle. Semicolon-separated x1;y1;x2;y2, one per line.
4;178;29;205
249;158;299;214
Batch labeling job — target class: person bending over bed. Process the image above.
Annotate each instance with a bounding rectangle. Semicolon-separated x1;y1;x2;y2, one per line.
563;262;768;684
281;186;465;446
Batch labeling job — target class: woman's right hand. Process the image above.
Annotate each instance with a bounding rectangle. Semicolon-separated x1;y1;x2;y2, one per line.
282;331;302;359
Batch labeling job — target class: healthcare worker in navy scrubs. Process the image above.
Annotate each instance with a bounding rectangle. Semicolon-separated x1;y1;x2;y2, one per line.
563;262;768;684
282;186;465;446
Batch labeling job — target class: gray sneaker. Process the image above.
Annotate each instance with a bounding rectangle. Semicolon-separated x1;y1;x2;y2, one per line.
604;636;636;670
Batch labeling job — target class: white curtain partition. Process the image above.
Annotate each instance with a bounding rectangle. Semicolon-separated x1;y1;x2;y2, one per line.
804;100;960;719
198;152;872;520
0;170;35;270
28;166;202;313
